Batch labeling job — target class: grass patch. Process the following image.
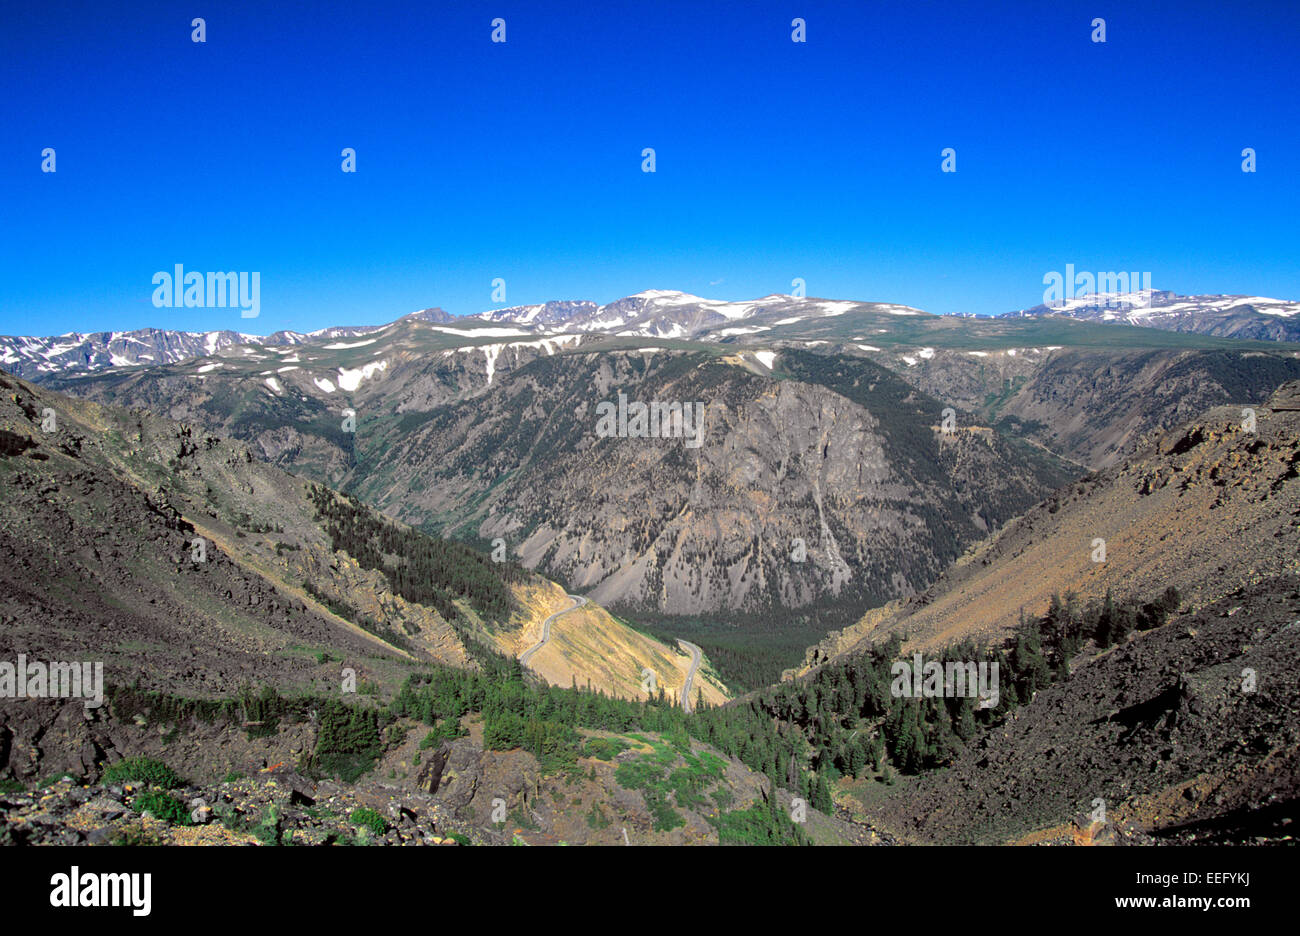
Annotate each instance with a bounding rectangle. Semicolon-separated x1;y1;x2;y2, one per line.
103;757;181;789
133;789;191;825
349;807;388;836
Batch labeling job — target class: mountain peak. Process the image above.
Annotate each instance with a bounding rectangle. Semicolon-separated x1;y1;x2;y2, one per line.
1003;290;1300;341
402;307;455;324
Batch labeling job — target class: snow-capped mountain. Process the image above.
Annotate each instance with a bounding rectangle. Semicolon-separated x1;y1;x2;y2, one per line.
7;286;1297;383
2;291;925;380
477;300;599;327
0;308;455;380
475;289;925;340
1002;290;1300;341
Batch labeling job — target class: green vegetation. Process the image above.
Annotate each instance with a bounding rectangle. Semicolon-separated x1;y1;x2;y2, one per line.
251;805;286;845
107;684;393;784
309;701;387;783
307;483;524;622
484;713;582;772
629;609;848;692
691;584;1184;793
420;718;468;748
109;825;166;847
584;802;612;829
712;797;811;846
614;758;683;832
132;789;191;825
581;736;631;761
100;583;1170;824
508;806;540;831
103;757;182;789
608;738;727;830
349;807;388;836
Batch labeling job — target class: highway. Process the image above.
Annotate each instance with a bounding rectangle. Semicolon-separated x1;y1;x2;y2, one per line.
519;594;586;667
677;639;703;713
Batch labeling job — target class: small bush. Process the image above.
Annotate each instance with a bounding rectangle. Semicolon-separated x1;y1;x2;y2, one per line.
349;807;387;836
133;790;191;825
582;737;632;761
420;719;467;749
310;701;385;783
252;805;284;845
103;758;181;789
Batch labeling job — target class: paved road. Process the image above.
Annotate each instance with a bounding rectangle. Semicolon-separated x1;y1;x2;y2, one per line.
519;595;586;667
677;639;703;713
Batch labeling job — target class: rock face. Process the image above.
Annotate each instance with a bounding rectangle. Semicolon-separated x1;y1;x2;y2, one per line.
799;380;1300;672
350;349;1075;614
877;347;1300;469
855;580;1300;846
0;370;469;699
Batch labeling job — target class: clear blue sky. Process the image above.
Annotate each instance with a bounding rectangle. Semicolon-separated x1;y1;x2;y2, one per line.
2;0;1297;336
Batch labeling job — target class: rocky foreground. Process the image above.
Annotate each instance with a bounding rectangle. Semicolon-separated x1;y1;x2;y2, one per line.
0;766;470;847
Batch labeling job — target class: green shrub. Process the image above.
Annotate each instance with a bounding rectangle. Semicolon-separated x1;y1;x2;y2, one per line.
585;803;612;830
252;805;284;845
310;701;385;782
103;757;181;789
349;807;387;836
713;802;809;846
133;790;191;825
420;719;467;749
581;737;630;761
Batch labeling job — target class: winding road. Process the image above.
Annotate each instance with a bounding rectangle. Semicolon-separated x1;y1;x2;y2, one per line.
519;597;703;715
519;594;586;667
677;639;703;713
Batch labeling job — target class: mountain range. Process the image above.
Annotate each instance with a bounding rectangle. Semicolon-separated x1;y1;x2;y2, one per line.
2;288;1299;846
1002;290;1300;342
7;288;1298;383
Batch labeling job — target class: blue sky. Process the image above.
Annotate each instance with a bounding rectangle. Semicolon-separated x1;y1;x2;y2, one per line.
2;0;1297;336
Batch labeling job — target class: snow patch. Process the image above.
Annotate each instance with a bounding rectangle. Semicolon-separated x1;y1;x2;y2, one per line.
337;360;387;391
429;325;531;338
483;344;503;383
